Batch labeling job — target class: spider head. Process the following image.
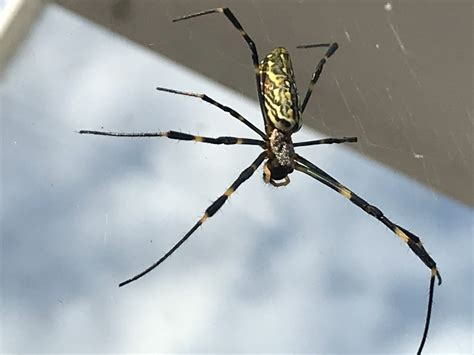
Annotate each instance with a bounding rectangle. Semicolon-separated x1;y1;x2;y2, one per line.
263;159;293;187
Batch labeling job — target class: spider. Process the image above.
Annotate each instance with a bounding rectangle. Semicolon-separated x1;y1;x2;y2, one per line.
80;7;441;354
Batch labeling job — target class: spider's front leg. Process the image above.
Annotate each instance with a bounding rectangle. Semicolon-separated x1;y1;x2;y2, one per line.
78;130;265;147
118;151;267;287
294;154;440;355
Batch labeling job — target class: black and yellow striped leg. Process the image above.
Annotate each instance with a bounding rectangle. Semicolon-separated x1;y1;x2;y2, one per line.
173;8;269;127
294;136;358;147
297;42;339;114
156;87;266;139
119;151;267;287
78;130;265;147
163;131;265;147
294;154;441;355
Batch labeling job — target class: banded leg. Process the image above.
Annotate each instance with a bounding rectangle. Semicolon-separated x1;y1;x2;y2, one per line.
119;151;267;287
297;42;339;114
156;87;266;139
78;130;265;147
294;154;440;355
173;8;269;126
294;136;357;147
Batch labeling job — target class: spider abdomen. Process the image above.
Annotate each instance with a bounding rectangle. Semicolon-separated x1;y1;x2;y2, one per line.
260;47;302;134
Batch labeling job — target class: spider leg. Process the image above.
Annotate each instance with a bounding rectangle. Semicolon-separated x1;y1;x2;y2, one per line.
294;154;440;355
297;42;339;114
173;8;269;127
294;136;358;147
119;151;267;287
156;87;266;139
295;155;441;279
78;130;265;147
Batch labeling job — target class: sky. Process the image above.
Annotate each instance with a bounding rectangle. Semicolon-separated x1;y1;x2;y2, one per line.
1;3;472;353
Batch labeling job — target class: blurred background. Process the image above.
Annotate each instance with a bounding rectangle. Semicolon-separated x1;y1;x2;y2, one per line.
1;0;472;353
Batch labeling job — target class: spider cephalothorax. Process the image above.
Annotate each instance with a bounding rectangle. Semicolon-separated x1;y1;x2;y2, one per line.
264;128;295;187
80;7;441;354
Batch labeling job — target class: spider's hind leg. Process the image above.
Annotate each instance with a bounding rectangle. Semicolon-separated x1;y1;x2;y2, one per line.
173;7;270;128
156;87;266;139
294;136;358;147
297;42;339;114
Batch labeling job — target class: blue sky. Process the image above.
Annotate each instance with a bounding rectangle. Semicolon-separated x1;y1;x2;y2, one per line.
1;3;472;353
